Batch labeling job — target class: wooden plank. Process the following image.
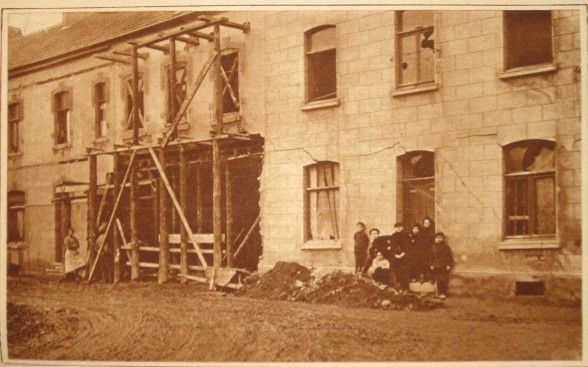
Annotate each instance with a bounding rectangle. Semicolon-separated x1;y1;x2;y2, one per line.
113;153;121;283
168;233;217;244
145;43;169;53
225;164;233;267
95;186;110;227
161;51;218;147
158;148;169;284
88;151;137;282
188;31;214;41
212;23;223;270
119;245;214;254
148;148;208;267
95;55;130;65
179;146;189;283
181;273;208;283
87;154;97;276
196;164;204;233
130;151;139;280
233;215;261;259
131;44;140;145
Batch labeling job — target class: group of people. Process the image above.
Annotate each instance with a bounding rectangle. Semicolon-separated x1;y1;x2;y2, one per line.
354;216;454;299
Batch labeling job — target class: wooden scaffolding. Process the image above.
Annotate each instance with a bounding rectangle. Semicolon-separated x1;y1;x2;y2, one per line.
86;14;262;287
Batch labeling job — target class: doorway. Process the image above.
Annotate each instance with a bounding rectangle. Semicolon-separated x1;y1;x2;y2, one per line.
398;151;435;227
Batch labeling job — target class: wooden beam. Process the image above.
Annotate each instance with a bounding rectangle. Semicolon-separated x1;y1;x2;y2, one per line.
212;24;223;270
220;20;250;34
88;151;137;282
94;55;130;65
135;18;221;49
87;154;98;276
179;146;189;283
115;218;131;259
187;31;214;42
161;51;218;147
233;215;261;259
169;37;177;126
112;50;148;60
225;163;233;268
145;43;169;53
130;153;140;281
131;44;140;145
147;147;208;268
196;164;204;233
113;153;122;284
158;148;169;284
176;35;200;46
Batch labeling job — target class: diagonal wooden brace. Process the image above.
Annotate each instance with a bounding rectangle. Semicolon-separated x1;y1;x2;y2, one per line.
161;51;218;147
88;150;137;282
148;147;208;268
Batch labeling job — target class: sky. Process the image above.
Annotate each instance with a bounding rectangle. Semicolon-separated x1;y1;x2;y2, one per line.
8;12;63;35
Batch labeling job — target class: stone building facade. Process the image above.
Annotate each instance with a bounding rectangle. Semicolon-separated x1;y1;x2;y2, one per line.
6;9;583;299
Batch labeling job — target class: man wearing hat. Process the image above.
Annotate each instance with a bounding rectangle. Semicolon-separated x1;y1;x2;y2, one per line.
430;231;454;300
390;222;410;292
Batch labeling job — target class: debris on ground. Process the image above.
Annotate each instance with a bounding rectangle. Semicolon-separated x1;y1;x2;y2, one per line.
236;262;441;311
7;303;57;346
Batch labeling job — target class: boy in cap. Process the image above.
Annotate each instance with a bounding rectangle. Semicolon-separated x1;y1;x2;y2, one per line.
430;232;454;300
353;222;369;274
390;222;409;291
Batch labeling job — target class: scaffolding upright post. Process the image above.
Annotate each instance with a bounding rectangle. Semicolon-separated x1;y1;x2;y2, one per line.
113;152;121;283
88;154;98;274
179;146;188;283
131;44;140;145
158;148;169;284
169;37;177;124
212;24;223;269
225;163;233;268
130;154;140;280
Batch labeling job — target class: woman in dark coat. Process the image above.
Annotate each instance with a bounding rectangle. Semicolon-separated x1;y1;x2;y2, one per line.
407;224;427;283
420;216;435;281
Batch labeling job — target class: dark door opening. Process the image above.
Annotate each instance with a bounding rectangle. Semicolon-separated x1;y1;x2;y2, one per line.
398;151;435;227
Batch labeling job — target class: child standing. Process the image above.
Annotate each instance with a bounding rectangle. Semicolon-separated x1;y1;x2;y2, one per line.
353;222;369;274
430;232;454;300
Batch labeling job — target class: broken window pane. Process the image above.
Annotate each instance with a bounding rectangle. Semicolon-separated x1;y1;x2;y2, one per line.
305;162;340;241
504;140;556;237
399;35;417;85
306;26;337;102
420;31;435;82
401;151;435;179
504;11;552;69
398;10;434;32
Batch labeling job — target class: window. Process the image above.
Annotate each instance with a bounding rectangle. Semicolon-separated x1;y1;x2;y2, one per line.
8;101;22;153
396;11;435;89
124;75;144;130
53;91;71;145
504;11;553;70
7;191;25;243
504;140;556;238
164;63;187;124
94;82;108;138
398;151;435;227
221;51;240;114
305;25;336;102
304;162;340;241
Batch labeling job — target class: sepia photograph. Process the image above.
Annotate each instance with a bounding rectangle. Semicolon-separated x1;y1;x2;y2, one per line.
1;2;586;365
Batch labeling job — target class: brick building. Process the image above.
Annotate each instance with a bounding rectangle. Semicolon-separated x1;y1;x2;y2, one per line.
5;9;583;299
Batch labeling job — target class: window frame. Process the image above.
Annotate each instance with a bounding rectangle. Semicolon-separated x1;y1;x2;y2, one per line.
501;10;557;78
220;49;240;116
394;10;437;94
304;25;338;106
163;61;188;125
502;140;557;241
303;161;341;246
123;73;145;131
52;89;72;147
7;190;25;244
8;99;23;154
93;81;109;139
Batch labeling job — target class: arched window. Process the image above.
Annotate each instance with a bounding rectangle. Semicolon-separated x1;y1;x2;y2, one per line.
7;190;25;243
304;161;339;241
305;25;336;102
504;140;556;237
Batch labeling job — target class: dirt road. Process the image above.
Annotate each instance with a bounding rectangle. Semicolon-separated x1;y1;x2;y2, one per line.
6;276;582;362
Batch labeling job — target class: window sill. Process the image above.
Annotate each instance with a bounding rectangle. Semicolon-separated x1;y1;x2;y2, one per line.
392;84;438;97
301;240;342;250
499;63;558;80
499;238;559;250
122;128;148;141
164;122;190;132
52;142;72;152
301;98;340;111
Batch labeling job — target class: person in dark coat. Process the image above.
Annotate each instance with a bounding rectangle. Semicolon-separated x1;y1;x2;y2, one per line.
429;232;454;300
406;224;424;283
362;228;380;276
390;222;410;291
421;216;435;281
353;222;369;274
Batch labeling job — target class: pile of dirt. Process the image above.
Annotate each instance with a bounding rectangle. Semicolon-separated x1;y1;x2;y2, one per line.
7;303;56;346
237;262;440;311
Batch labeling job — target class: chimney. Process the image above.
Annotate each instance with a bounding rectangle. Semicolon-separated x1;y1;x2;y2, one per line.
8;26;22;39
62;12;90;27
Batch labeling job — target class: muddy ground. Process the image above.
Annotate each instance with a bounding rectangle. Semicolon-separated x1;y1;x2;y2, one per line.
6;276;582;362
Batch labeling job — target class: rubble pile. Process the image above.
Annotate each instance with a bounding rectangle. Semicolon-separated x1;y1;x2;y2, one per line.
237;262;441;311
